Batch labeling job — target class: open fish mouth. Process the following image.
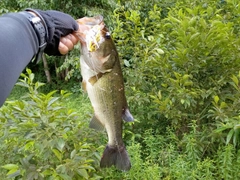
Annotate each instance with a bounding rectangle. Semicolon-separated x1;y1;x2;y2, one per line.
85;24;104;51
76;15;108;52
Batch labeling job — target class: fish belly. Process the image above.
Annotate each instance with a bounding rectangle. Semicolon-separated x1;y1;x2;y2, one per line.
85;61;126;146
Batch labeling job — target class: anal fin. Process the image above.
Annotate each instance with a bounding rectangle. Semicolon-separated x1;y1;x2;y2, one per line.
89;114;105;131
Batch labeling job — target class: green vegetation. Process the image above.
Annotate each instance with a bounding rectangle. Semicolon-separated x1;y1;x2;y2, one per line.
1;0;240;179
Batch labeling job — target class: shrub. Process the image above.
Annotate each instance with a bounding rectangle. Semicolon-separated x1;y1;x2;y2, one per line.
0;69;103;179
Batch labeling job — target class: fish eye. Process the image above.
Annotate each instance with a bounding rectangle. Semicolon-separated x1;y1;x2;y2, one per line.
105;32;111;39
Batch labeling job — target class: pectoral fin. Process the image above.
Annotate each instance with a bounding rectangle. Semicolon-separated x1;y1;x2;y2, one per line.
88;73;103;85
82;80;87;92
122;108;134;122
89;114;105;131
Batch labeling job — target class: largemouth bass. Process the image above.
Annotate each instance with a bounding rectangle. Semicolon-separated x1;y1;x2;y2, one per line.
76;16;134;171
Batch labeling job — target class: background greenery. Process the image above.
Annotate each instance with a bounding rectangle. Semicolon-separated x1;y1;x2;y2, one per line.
1;0;240;179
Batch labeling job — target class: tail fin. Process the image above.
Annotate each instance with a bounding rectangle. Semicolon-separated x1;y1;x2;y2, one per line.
100;145;131;171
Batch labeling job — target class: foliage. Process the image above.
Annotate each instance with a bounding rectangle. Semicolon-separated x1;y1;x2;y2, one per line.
111;0;240;142
99;124;240;179
0;0;114;17
101;0;240;178
113;0;239;126
1;0;240;179
0;69;103;179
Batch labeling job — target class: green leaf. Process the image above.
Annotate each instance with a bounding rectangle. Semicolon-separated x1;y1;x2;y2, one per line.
214;125;231;133
233;131;238;147
16;81;30;88
213;96;219;104
24;141;34;150
2;164;18;170
7;170;20;178
46;90;58;99
155;48;164;55
26;68;32;75
226;129;234;145
189;16;197;26
231;75;239;85
79;165;95;170
51;106;64;111
34;82;45;89
189;32;200;42
52;148;62;161
234;124;240;130
157;91;162;100
70;149;77;159
76;169;89;179
59;174;72;180
42;169;54;176
181;99;185;104
207;6;213;16
124;60;130;67
29;73;35;82
168;15;181;24
220;102;227;109
47;97;60;107
56;138;65;152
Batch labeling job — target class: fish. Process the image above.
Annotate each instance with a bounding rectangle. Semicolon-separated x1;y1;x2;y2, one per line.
76;15;134;171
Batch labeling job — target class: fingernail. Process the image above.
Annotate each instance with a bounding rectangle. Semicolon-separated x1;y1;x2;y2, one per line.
59;42;64;48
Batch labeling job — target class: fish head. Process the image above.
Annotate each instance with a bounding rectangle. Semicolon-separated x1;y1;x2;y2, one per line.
76;15;104;46
76;16;117;73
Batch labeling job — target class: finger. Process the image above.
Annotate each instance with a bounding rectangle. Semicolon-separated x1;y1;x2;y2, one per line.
68;33;79;45
58;34;79;55
61;36;74;50
59;36;74;55
65;34;79;46
58;41;69;55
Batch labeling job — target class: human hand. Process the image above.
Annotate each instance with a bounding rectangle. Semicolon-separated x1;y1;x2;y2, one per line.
59;33;79;55
27;9;79;56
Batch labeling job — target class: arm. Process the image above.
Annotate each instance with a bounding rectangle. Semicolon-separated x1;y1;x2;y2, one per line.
0;12;39;106
0;10;79;107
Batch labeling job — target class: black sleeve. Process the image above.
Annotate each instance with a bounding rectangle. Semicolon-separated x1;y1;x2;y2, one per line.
0;12;39;107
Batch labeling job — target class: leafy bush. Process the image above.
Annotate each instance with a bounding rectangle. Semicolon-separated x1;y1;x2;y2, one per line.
1;0;240;179
101;0;240;178
111;0;240;142
0;69;103;179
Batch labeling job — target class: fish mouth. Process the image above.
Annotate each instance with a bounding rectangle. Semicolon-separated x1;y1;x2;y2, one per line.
76;15;109;52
